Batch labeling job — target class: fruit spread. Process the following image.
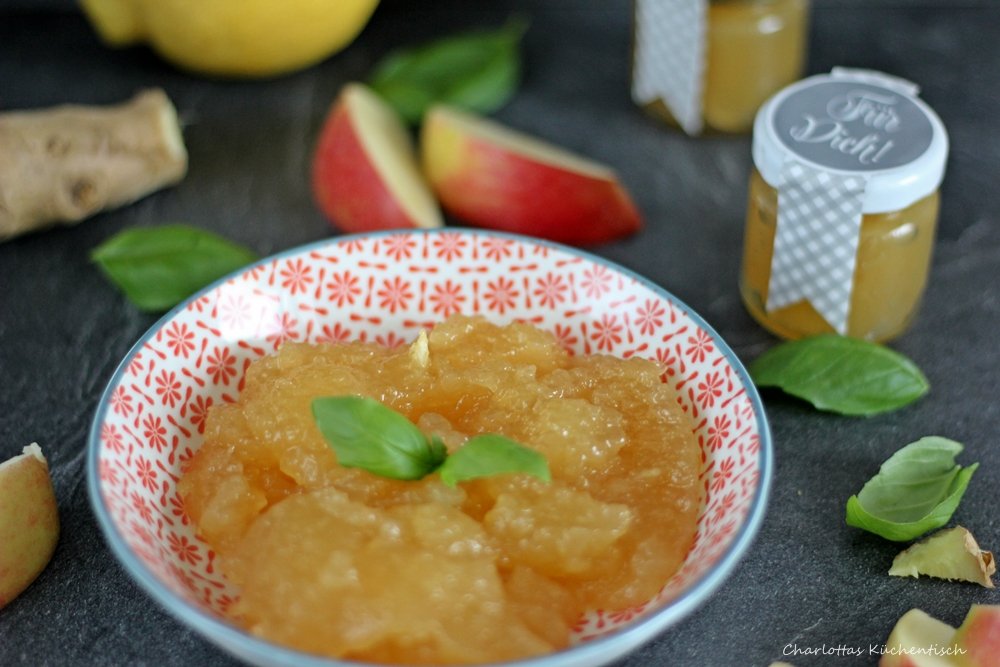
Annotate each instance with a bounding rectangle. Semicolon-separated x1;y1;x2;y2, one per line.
179;315;702;663
741;168;940;341
703;0;810;133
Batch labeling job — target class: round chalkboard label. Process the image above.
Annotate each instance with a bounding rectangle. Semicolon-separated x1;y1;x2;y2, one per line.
771;80;934;172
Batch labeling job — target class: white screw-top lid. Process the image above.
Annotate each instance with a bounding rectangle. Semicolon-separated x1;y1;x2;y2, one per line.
752;68;949;214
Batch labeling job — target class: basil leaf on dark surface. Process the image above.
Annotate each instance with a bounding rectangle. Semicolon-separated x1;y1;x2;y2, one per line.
437;434;550;487
748;335;929;416
846;437;978;541
91;224;258;312
369;18;527;124
312;396;447;481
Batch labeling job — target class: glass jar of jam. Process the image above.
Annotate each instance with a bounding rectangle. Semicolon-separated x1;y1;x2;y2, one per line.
739;69;949;342
632;0;810;135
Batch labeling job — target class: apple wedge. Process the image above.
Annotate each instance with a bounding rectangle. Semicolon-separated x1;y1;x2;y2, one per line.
952;605;1000;666
421;106;642;246
312;83;443;233
880;609;958;667
0;443;60;608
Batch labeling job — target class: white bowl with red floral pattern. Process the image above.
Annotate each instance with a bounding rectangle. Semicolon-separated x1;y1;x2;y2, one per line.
88;229;771;667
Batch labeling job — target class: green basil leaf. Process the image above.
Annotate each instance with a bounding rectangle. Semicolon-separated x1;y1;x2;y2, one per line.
91;224;257;312
441;40;521;113
428;435;448;469
311;396;548;485
311;396;446;480
437;434;550;487
748;335;929;416
845;436;978;541
369;18;527;124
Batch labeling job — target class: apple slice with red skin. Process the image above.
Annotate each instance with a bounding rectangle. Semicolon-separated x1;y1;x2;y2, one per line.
879;609;958;667
0;443;59;608
420;105;642;246
312;83;443;233
952;605;1000;666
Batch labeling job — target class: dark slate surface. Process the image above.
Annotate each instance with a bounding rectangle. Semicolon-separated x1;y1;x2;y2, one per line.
1;2;999;666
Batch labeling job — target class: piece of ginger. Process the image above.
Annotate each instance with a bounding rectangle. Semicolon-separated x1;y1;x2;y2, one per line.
0;89;187;241
889;526;996;588
409;329;430;369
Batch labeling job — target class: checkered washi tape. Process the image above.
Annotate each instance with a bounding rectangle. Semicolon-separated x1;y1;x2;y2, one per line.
767;161;869;335
632;0;707;135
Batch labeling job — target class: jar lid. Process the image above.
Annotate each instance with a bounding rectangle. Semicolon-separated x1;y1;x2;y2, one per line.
752;68;949;213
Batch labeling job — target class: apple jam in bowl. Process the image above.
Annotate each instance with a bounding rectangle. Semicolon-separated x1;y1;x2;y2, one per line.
181;315;701;663
88;230;771;667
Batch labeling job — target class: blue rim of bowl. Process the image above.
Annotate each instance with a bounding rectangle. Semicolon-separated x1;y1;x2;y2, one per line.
87;228;773;667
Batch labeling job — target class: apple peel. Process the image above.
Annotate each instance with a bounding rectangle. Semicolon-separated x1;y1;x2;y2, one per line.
0;443;60;608
879;608;959;667
880;605;1000;667
952;604;1000;666
889;526;995;588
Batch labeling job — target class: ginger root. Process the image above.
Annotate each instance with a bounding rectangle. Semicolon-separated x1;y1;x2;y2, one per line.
889;526;995;588
0;89;187;241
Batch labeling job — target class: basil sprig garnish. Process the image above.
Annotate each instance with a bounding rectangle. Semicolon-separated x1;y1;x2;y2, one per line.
846;437;978;542
91;224;258;312
311;396;549;486
368;18;527;124
748;335;929;416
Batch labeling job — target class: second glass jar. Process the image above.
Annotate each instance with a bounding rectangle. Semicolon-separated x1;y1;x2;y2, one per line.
635;0;810;134
705;0;810;133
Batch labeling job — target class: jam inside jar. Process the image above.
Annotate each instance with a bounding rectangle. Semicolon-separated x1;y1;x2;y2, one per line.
739;168;940;342
635;0;810;134
704;0;810;133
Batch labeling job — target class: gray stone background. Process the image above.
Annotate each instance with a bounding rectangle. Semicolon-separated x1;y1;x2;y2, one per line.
2;1;999;666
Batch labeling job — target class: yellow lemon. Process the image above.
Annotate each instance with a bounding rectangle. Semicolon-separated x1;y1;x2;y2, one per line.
80;0;380;77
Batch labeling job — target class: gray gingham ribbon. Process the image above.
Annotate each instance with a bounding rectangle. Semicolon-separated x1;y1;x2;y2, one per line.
766;161;870;335
632;0;707;136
